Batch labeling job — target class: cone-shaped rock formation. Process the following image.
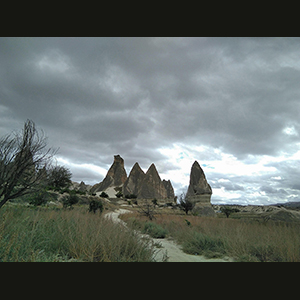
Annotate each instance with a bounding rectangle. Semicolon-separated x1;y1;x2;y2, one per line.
123;162;145;197
186;161;212;197
92;155;175;200
91;155;127;193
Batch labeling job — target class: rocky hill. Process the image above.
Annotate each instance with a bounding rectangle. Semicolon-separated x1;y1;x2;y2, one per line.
90;155;127;194
91;155;174;200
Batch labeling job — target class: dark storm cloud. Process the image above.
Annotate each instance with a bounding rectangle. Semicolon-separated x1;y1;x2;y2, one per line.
1;37;300;203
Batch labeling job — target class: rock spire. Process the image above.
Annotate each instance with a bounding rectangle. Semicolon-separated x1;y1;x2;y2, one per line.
91;155;127;193
123;162;145;197
186;161;212;197
92;155;175;200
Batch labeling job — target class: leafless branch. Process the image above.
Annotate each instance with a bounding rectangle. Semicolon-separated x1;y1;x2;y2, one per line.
0;120;57;209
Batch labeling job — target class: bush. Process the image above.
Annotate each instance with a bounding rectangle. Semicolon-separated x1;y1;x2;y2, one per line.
61;193;79;209
152;199;158;205
142;222;168;238
100;191;109;198
220;206;239;218
29;189;57;206
182;231;226;258
125;194;137;199
115;191;123;198
89;200;103;214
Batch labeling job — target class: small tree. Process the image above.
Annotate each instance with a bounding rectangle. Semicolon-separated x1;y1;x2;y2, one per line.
47;165;72;190
137;200;158;221
179;193;195;215
220;206;239;218
0;120;56;209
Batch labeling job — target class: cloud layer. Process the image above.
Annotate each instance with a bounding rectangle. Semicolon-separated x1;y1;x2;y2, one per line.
1;37;300;205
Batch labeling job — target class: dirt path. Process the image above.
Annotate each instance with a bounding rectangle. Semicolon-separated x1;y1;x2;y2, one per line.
105;209;233;262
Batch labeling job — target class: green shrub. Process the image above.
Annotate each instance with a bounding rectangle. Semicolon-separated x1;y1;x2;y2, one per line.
61;193;79;209
248;244;282;262
89;200;103;214
182;231;226;258
100;191;109;198
142;222;168;238
115;191;123;198
125;194;137;199
29;189;57;206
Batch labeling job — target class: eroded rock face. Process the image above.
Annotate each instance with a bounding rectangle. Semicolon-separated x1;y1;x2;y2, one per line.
186;161;212;196
138;164;168;199
91;155;127;193
162;179;175;199
91;156;175;200
123;162;145;197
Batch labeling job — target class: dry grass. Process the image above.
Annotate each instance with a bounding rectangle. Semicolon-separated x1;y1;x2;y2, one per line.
120;211;300;261
0;205;155;262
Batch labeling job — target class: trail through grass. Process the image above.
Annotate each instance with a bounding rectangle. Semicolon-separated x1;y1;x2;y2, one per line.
0;206;155;262
120;211;300;262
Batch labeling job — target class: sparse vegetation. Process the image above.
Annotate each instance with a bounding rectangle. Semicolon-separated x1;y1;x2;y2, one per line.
137;200;158;221
0;206;155;262
142;222;168;238
220;206;239;218
120;211;300;262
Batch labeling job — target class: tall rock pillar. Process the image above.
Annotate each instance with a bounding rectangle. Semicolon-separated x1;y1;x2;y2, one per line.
186;161;215;216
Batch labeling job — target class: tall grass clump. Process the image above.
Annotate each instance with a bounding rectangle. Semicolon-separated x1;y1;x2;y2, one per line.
182;231;226;258
142;222;168;238
120;211;300;262
0;206;155;262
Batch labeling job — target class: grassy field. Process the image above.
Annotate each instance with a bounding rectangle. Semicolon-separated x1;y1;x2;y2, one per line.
2;201;300;262
120;211;300;262
0;205;155;262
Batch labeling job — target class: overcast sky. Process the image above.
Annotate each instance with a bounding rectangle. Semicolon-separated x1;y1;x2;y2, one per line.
1;37;300;205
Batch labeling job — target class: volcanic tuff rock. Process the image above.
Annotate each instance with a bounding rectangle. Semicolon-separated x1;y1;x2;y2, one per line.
138;164;168;199
123;162;145;197
92;155;175;199
187;161;212;196
162;179;175;199
91;155;127;193
123;163;175;199
186;161;212;204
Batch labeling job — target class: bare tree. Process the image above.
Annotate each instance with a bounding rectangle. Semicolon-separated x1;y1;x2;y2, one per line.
179;193;195;215
0;120;56;209
137;199;158;221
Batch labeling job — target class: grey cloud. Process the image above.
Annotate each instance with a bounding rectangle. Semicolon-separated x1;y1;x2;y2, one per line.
1;37;300;203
